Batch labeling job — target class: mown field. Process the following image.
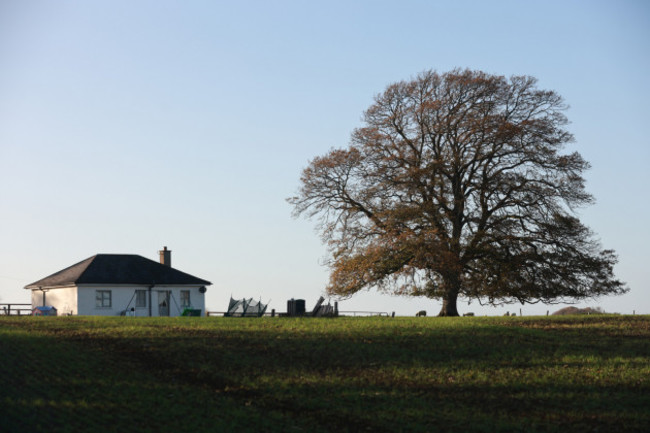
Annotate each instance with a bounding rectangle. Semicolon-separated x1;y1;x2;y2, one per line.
1;315;648;432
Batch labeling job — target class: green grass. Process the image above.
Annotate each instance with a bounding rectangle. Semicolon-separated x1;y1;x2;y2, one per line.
1;315;649;432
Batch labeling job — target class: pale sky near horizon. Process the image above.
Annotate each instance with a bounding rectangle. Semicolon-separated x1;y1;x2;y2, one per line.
1;0;648;316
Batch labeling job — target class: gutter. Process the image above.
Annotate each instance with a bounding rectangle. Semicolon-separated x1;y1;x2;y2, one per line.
35;286;50;306
148;283;154;317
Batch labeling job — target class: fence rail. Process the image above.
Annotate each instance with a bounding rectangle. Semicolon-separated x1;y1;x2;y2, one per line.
206;311;277;317
1;303;32;316
2;305;393;318
338;311;391;317
206;310;391;318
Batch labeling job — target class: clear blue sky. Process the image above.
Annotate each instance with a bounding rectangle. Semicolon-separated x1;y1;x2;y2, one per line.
1;0;648;316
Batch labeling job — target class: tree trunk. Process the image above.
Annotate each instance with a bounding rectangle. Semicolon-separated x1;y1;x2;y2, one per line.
438;291;460;316
438;272;461;316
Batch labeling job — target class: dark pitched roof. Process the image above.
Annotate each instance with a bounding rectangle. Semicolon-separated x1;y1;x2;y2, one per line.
24;254;211;289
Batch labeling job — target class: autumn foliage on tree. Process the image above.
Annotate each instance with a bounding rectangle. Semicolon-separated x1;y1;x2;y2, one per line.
290;69;627;316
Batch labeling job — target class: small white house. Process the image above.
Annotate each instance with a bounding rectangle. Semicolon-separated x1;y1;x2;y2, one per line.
25;247;211;317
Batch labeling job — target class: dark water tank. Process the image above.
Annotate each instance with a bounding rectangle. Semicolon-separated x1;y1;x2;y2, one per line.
287;299;306;316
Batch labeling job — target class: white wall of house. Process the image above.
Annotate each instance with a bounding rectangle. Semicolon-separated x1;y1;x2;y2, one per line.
76;284;206;317
29;284;206;317
31;286;78;315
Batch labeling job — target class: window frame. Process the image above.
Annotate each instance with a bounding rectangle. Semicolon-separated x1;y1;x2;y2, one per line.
135;290;147;308
180;290;191;308
95;290;112;308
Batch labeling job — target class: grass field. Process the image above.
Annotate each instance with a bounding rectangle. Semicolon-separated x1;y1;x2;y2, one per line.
1;315;648;432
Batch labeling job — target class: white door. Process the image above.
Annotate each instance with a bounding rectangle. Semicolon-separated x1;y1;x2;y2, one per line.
158;291;170;316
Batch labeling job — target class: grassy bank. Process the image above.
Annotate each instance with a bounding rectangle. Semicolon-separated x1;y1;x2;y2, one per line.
1;315;648;432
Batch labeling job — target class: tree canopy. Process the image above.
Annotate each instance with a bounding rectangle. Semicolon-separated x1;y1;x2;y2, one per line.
290;69;627;316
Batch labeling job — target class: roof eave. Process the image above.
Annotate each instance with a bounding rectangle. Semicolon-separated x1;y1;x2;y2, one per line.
24;283;78;290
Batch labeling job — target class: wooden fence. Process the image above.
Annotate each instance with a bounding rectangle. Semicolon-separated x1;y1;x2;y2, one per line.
1;303;32;316
206;310;392;317
338;311;391;317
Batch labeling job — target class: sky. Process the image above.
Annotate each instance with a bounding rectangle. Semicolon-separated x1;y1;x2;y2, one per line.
1;0;648;316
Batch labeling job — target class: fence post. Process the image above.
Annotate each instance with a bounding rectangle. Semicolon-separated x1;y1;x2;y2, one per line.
271;309;275;318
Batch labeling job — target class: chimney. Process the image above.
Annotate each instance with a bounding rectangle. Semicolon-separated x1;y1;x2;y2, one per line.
159;246;171;267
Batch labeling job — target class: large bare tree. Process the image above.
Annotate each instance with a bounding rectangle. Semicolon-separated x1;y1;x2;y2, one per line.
290;69;626;316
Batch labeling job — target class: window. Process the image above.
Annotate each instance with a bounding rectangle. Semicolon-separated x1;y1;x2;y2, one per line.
96;290;112;308
135;290;147;308
180;290;191;308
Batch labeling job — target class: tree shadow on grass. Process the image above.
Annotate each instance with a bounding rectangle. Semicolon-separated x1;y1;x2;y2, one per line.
2;317;648;433
0;328;323;433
